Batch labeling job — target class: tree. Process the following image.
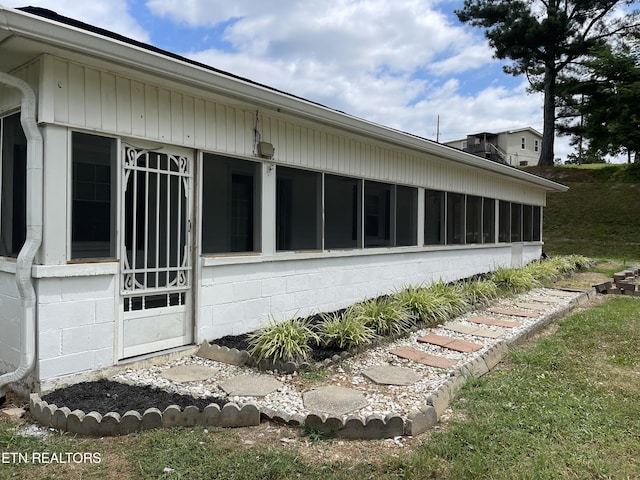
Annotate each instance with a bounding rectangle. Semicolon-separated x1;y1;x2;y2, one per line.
558;43;640;163
456;0;639;166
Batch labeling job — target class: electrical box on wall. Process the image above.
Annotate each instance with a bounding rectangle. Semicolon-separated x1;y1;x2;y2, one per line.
257;141;275;158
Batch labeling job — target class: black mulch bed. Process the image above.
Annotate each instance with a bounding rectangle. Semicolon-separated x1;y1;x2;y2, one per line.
212;333;346;362
42;379;228;416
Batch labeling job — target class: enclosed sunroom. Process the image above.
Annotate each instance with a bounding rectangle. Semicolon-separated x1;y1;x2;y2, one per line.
0;6;566;395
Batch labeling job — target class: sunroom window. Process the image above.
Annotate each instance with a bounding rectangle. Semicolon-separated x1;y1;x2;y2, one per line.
202;154;261;254
498;200;510;242
424;189;445;245
466;195;482;244
71;132;117;259
324;174;361;249
276;166;321;251
483;197;496;243
0;112;27;257
447;193;465;245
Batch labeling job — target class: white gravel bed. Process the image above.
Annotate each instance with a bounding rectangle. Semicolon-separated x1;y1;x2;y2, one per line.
112;288;581;421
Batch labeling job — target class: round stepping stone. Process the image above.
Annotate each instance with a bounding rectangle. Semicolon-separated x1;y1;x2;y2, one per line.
219;375;282;397
303;386;368;415
363;366;420;386
161;365;217;383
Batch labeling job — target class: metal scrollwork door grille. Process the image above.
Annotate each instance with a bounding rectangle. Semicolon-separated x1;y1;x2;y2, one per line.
121;146;191;312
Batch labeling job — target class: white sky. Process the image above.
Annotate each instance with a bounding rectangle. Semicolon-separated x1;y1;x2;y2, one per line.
5;0;580;161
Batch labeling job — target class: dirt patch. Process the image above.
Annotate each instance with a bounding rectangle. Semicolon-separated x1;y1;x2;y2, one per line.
555;272;611;289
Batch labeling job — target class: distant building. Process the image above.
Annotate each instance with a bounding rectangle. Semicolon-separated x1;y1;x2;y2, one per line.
444;128;543;167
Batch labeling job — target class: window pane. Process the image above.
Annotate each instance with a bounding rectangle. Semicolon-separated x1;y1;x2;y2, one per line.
325;175;361;249
364;181;391;248
498;200;510;242
447;193;465;245
533;206;541;241
522;204;533;241
0;113;27;257
424;189;445;245
202;154;260;254
511;203;522;242
276;166;321;251
483;198;495;243
396;186;417;246
466;195;482;244
71;132;116;259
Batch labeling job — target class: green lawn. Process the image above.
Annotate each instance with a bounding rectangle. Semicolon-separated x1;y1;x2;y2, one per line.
2;291;639;480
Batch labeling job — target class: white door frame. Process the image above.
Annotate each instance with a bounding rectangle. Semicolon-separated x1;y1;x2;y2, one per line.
118;143;194;359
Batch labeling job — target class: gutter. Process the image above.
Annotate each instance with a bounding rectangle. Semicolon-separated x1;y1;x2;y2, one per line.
0;72;43;402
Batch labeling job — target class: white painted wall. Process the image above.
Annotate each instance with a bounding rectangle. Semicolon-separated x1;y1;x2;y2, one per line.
35;274;116;384
196;243;542;341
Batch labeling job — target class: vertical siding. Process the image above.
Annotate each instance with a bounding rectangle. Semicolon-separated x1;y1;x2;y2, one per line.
44;56;547;205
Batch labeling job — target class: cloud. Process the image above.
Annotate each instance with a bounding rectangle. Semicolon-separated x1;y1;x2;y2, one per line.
3;0;150;42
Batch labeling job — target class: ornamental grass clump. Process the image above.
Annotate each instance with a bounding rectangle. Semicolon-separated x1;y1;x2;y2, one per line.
248;315;320;363
458;278;499;307
318;309;377;351
395;282;468;327
425;280;469;318
489;266;539;295
352;297;415;336
523;260;562;286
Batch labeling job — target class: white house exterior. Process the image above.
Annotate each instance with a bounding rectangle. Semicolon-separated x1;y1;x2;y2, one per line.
444;128;543;166
0;7;566;395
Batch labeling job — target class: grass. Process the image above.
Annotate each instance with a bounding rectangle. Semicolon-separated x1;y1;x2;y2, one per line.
3;293;639;479
527;164;640;259
393;295;640;479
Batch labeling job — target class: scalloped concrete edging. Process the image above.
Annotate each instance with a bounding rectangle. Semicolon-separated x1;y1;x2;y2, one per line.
29;288;594;439
29;397;260;436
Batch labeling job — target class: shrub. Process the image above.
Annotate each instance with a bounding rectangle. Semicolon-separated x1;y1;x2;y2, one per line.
458;279;499;307
248;315;320;363
351;297;415;336
318;309;377;350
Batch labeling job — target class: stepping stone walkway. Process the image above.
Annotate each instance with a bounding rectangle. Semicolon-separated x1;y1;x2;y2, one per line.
444;322;503;339
468;316;522;328
528;295;565;304
303;386;368;415
417;333;483;353
488;307;539;318
515;302;550;312
363;366;421;386
219;375;283;397
545;289;580;297
161;365;217;382
391;346;457;369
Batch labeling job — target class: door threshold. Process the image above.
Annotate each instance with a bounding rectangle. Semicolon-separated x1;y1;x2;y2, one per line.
118;344;199;369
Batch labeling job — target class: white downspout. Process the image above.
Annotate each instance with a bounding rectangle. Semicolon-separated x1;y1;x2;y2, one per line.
0;73;43;401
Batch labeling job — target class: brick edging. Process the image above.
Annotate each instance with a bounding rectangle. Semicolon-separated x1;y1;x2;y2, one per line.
29;289;594;439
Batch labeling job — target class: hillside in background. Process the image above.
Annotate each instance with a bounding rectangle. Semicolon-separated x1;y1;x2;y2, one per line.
525;164;640;260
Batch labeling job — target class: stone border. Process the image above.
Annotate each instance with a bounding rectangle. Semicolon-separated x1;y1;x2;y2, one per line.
28;288;594;439
29;397;261;436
